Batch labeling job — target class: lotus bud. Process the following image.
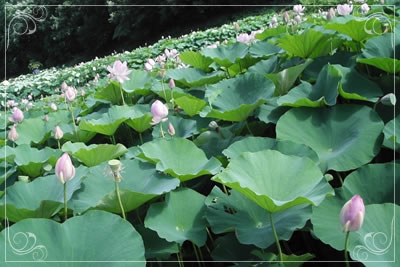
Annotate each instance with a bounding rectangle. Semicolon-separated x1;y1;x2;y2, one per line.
28;94;32;100
65;86;76;102
2;80;10;86
294;15;302;24
61;82;68;92
18;175;30;183
337;4;353;16
144;62;153;71
340;195;365;232
168;122;175;136
361;3;370;14
151;100;169;125
283;11;290;23
44;114;49;121
169;79;175;89
51;103;57;111
81;89;85;97
327;8;336;20
234;22;240;31
108;159;122;182
208;121;219;131
54;126;64;140
55;153;76;184
27;102;33;109
8;125;18;142
9;108;24;123
380;93;396;106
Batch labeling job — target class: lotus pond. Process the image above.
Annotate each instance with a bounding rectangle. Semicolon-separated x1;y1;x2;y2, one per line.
1;2;399;267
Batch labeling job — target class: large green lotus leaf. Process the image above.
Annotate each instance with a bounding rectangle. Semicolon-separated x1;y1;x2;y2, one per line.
135;225;179;260
166;68;224;88
94;80;123;104
276;29;331;59
277;64;341;107
205;186;312;248
179;50;213;72
223;136;318;163
266;60;311;95
144;188;207;246
256;101;290;125
325;18;381;42
255;25;287;41
174;95;207;117
58;123;96;143
194;130;241;158
276;105;384;172
212;150;333;213
62;141;128;167
124;104;153;133
249;40;282;58
357;32;400;73
9;145;62;177
152;115;198;139
0;210;146;266
201;72;275;122
383;116;400;150
200;42;249;67
312;162;399;250
139;138;221;181
211;233;260;261
248;55;279;75
334;65;382;102
79;105;136;136
69;159;179;214
0;164;16;185
122;70;153;94
15;117;48;145
0;166;86;222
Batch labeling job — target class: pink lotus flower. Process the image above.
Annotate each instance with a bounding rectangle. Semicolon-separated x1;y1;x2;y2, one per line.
361;3;370;14
55;153;76;184
107;60;132;83
327;8;336;20
340;195;365;232
61;82;68;92
151;100;168;125
283;11;290;23
337;4;353;16
169;79;175;89
54;126;64;140
8;125;18;142
237;33;252;44
65;86;77;102
9;108;24;123
168;122;175;136
234;22;240;31
293;4;305;15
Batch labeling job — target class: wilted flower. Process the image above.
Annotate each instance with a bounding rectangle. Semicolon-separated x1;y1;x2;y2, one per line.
151;100;168;125
168;122;175;136
337;4;353;16
361;3;370;14
169;79;175;89
293;4;305;15
8;125;18;142
340;195;365;232
9;108;24;123
234;22;240;31
283;11;290;23
65;86;77;102
107;60;132;83
55;153;76;184
54;126;64;140
51;103;57;111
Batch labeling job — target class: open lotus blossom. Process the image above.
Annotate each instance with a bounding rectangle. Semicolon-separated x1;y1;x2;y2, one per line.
361;3;370;14
144;58;156;71
151;100;168;125
51;103;57;111
237;33;253;44
65;86;77;102
337;4;353;16
55;153;76;184
54;126;64;140
293;4;305;15
9;107;24;123
107;60;132;83
8;125;18;142
340;195;365;232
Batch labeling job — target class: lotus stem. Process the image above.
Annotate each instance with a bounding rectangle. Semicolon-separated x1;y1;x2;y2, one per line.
115;181;126;220
160;124;165;138
69;104;79;142
192;242;201;267
57;140;61;150
120;88;126;105
269;212;283;262
344;231;351;267
177;243;185;267
64;183;68;221
139;132;144;144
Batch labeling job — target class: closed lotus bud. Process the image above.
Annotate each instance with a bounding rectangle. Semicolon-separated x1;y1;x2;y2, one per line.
283;11;290;23
2;80;10;86
61;82;68;92
169;79;175;89
144;62;153;71
380;93;396;106
8;125;18;142
9;108;24;123
65;86;76;102
151;100;169;125
54;126;64;140
340;195;365;232
51;103;57;111
327;8;336;20
234;22;240;31
55;153;76;184
208;121;219;130
81;89;85;97
44;114;49;121
168;122;175;136
294;15;302;24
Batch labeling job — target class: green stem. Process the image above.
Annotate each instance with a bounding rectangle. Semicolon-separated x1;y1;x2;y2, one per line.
111;135;116;145
206;227;214;245
120;88;126;105
115;182;126;220
192;242;201;267
69;104;79;142
57;140;61;150
222;185;229;195
337;172;344;186
246;121;253;135
64;183;68;221
344;231;351;267
139;132;144;144
136;208;143;225
160;78;167;103
269;212;283;262
160;124;165;138
177;243;185;267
